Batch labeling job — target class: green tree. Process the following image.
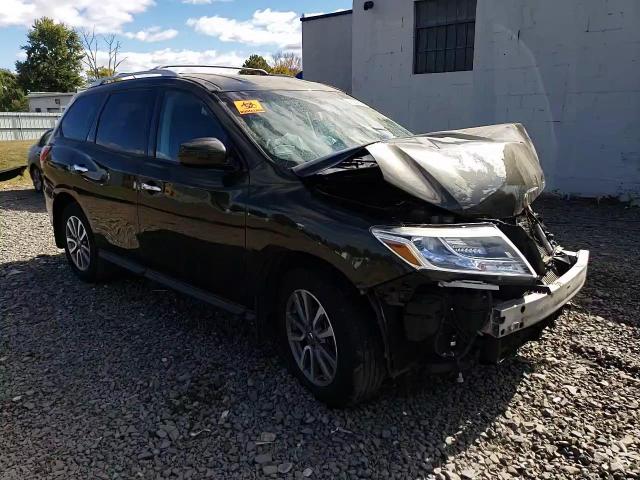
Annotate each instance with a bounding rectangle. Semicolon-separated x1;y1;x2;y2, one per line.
270;51;302;76
16;17;85;93
0;69;28;111
241;54;271;74
86;66;115;84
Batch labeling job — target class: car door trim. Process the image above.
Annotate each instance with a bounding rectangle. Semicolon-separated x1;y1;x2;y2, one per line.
99;250;255;319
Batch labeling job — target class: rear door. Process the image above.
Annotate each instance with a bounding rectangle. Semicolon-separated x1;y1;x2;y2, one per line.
136;87;248;304
47;92;131;250
64;88;155;256
46;94;104;183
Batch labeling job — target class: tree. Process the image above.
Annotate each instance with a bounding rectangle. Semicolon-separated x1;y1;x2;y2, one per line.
95;67;115;79
81;29;124;83
0;69;28;111
241;54;271;74
270;51;302;76
86;66;115;84
16;17;85;92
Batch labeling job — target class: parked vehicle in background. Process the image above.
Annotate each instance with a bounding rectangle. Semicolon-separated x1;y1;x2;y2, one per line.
40;66;589;407
27;128;52;191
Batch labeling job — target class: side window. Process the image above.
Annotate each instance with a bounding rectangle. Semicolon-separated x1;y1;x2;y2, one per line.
60;94;103;141
39;130;52;146
156;90;228;162
96;90;154;155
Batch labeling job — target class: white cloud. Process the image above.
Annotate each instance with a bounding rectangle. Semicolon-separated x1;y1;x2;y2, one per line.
124;27;178;42
187;8;301;52
182;0;233;4
0;0;154;33
105;48;245;72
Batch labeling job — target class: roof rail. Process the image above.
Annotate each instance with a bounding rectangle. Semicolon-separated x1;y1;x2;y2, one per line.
87;64;270;89
88;69;178;88
153;65;270;76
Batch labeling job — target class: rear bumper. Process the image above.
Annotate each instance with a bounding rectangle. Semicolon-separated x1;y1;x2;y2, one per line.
483;249;589;339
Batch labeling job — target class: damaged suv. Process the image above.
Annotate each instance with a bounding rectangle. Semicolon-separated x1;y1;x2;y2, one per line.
42;66;589;407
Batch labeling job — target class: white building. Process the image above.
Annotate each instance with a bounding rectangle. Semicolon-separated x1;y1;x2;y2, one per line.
27;92;75;113
301;1;640;198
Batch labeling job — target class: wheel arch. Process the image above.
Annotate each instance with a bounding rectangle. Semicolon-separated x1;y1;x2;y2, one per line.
255;249;391;374
52;192;80;248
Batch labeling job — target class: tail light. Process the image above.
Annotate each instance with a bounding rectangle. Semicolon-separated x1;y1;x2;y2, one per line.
39;145;52;164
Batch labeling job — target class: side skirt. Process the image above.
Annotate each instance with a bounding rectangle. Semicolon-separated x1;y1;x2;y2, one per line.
99;250;256;320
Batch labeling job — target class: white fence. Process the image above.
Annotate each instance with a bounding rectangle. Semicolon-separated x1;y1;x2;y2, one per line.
0;112;61;141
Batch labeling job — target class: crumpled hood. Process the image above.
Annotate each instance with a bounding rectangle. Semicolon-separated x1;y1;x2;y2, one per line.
296;123;546;218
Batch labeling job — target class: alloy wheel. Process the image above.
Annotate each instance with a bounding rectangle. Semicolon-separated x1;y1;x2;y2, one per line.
285;289;338;387
65;215;91;271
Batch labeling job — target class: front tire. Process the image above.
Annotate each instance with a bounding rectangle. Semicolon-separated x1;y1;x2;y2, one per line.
60;203;113;283
277;268;386;407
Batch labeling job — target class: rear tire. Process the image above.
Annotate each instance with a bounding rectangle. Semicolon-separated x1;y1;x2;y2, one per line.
60;203;115;283
30;166;43;192
277;268;386;407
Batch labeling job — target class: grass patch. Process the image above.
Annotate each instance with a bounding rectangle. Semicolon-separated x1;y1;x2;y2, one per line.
0;139;32;170
0;139;33;187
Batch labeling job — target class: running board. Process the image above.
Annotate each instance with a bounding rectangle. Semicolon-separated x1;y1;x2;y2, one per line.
99;250;254;319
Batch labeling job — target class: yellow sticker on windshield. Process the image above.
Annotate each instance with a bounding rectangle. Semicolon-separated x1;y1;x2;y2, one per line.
234;99;265;114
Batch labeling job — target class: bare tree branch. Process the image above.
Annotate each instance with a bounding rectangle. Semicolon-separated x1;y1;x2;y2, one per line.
80;28;125;82
104;34;116;72
80;28;99;80
110;39;125;71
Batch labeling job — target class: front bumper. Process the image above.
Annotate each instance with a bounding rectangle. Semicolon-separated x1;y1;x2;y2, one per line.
483;249;589;339
370;248;589;375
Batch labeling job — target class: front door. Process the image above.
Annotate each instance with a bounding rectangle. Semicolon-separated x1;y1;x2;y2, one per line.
136;87;248;305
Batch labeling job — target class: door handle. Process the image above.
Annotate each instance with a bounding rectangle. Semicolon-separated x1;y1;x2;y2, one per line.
71;164;88;173
139;182;162;193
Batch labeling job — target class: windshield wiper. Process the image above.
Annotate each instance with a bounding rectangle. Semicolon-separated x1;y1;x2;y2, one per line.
291;143;375;177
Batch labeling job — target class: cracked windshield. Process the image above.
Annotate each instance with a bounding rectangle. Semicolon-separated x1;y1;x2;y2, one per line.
224;90;411;166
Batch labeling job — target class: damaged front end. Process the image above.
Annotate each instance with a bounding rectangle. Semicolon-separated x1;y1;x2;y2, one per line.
370;213;588;375
295;123;589;376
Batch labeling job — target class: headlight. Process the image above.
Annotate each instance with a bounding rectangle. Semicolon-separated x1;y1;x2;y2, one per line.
372;223;536;277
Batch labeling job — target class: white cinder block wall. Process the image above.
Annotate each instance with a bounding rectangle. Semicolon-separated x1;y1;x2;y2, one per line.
302;12;353;94
349;0;640;197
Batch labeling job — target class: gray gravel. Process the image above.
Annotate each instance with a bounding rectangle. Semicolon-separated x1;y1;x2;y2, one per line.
1;185;639;480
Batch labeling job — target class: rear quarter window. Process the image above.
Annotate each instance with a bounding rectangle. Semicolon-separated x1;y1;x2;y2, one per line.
59;93;104;141
39;130;52;146
96;90;154;155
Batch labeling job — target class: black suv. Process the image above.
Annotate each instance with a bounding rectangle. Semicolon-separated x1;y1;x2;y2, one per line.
42;66;589;407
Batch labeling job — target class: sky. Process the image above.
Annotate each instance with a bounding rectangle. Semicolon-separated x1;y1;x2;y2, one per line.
0;0;352;72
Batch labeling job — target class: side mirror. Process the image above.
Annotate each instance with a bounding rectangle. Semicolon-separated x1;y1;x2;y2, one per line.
178;137;228;168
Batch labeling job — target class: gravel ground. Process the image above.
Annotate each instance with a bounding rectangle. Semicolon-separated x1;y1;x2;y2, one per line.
1;185;639;480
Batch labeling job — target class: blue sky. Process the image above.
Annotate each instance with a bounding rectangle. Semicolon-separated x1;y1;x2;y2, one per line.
0;0;351;71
